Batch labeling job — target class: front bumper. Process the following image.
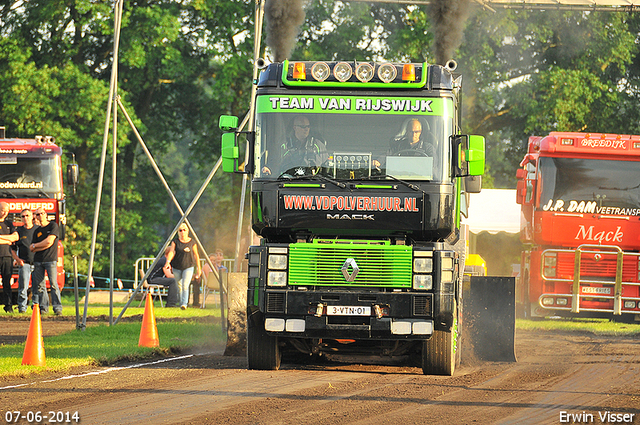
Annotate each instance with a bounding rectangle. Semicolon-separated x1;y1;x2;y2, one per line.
255;289;438;339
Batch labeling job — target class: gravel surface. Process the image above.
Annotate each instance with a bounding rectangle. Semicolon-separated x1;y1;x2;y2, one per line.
1;322;639;424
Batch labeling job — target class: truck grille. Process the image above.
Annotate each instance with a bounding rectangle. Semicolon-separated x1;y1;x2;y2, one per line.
556;252;640;282
266;292;285;313
288;240;412;287
413;296;431;316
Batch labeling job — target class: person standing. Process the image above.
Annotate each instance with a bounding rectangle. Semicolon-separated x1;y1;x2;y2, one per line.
30;208;62;315
11;209;36;313
0;202;18;313
165;223;201;310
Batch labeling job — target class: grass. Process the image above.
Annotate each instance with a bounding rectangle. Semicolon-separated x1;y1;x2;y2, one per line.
0;291;228;380
517;317;640;336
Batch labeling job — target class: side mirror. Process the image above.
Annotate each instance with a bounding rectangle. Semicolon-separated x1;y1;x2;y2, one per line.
466;135;485;176
221;133;239;173
66;163;79;194
453;134;485;177
516;179;525;205
219;115;240;173
219;114;254;174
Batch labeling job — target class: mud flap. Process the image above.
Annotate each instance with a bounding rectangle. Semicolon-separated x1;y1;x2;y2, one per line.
464;276;516;362
224;272;248;356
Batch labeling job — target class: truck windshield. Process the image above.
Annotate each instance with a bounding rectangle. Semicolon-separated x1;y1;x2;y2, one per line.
0;156;62;197
255;96;453;182
538;157;640;215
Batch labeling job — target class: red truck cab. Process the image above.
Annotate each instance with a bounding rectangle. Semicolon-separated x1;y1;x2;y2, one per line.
516;132;640;320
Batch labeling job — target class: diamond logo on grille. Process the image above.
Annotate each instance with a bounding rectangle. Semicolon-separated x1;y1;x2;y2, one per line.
341;258;360;282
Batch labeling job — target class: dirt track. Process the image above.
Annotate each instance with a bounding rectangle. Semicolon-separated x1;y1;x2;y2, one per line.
1;327;639;424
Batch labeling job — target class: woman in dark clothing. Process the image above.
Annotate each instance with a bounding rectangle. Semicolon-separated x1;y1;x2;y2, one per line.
165;223;201;309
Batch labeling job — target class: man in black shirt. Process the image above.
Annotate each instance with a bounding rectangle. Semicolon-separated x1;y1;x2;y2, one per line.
147;254;179;308
30;208;62;315
0;202;19;313
12;209;36;313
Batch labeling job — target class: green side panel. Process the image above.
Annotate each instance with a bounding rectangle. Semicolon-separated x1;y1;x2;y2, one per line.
282;183;324;188
288;239;412;288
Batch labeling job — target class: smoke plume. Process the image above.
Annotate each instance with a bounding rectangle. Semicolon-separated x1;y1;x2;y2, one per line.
264;0;306;62
429;0;471;65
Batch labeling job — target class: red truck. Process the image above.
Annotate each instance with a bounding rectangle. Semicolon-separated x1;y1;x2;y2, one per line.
516;132;640;321
0;126;77;303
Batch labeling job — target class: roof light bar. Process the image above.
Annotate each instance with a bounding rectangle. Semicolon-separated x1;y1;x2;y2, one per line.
282;60;428;88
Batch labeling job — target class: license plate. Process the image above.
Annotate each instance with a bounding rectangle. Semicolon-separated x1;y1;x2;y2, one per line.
581;286;611;295
326;306;371;316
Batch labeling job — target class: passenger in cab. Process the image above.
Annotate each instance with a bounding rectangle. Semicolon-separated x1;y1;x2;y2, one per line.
373;118;434;171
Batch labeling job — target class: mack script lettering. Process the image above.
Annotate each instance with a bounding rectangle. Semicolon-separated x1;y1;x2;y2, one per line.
575;225;623;243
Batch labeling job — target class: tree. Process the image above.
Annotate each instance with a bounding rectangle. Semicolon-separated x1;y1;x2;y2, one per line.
0;1;258;279
458;9;638;187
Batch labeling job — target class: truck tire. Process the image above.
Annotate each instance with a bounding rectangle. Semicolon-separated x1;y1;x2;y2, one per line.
422;303;458;376
247;315;281;370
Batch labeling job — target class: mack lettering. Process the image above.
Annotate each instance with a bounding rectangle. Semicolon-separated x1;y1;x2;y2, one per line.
575;225;624;243
326;214;375;220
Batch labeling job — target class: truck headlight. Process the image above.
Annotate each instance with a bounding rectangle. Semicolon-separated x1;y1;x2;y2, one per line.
413;274;433;290
544;254;557;267
543;253;557;278
268;254;287;270
414;258;433;273
441;257;454;270
267;271;287;286
441;270;454;283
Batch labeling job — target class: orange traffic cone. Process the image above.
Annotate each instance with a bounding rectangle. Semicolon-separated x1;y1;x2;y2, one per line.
22;306;46;366
139;293;159;347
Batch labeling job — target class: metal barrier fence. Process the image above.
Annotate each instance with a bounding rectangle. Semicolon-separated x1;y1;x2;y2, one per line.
134;257;235;288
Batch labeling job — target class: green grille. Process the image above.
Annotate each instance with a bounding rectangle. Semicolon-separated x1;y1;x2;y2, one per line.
288;239;412;287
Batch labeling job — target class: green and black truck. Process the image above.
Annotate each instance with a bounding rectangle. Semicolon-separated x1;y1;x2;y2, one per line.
220;60;515;375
